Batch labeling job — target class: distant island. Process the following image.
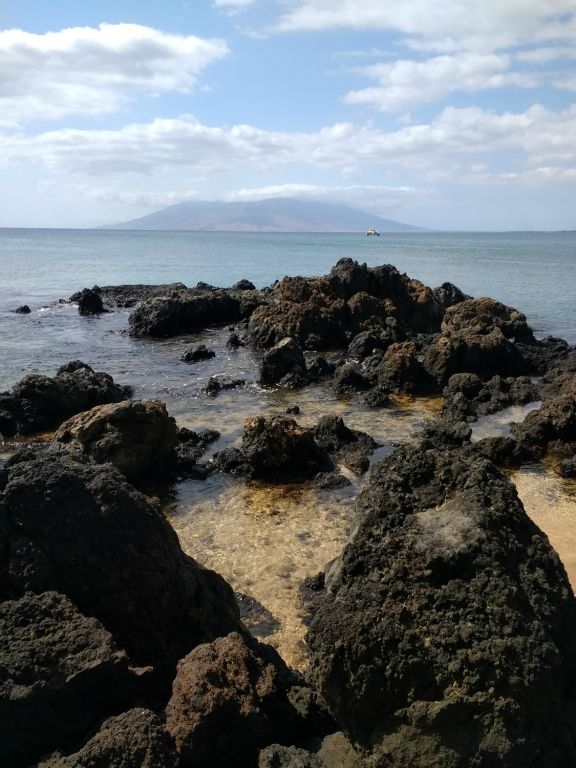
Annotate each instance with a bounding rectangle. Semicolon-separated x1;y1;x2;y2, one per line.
103;197;423;233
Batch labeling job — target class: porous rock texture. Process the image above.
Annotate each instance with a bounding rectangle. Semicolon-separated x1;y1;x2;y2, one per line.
441;373;538;421
248;258;444;350
0;591;144;768
166;631;329;768
0;455;241;678
37;708;178;768
307;442;576;767
259;336;307;387
0;360;131;437
511;375;576;456
128;285;265;337
52;399;178;480
214;414;377;481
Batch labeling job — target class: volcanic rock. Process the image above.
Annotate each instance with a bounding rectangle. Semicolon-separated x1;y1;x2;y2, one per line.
37;708;178;768
258;745;325;768
308;442;576;767
0;591;144;768
129;289;244;337
232;279;257;291
0;361;130;437
0;455;241;677
214;416;329;481
180;344;216;362
511;384;576;456
432;282;471;309
77;287;105;315
248;259;444;351
442;373;538;421
14;304;31;314
52;399;178;480
166;631;328;768
312;415;378;475
259;337;307;387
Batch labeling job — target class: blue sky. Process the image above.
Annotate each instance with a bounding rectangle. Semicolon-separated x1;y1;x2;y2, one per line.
1;0;576;229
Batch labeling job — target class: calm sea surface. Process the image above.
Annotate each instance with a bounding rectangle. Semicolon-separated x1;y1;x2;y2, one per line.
1;228;574;667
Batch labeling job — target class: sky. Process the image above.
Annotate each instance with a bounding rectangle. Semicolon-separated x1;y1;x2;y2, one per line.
1;1;576;230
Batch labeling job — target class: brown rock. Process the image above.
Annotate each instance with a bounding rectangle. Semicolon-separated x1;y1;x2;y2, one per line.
52;399;178;480
166;632;317;768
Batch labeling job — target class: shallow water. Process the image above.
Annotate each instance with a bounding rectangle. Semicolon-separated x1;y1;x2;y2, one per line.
0;231;575;667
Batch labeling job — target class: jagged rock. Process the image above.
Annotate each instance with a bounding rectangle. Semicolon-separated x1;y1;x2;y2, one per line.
259;337;307;387
376;341;434;394
37;708;178;768
52;400;178;480
442;373;538;421
432;282;471;309
165;631;328;768
308;443;576;767
0;361;131;437
14;304;31;314
0;456;240;678
69;283;188;309
559;456;576;478
77;287;105;315
516;337;572;377
419;419;472;450
347;328;399;361
227;332;245;348
311;415;377;475
175;427;220;473
258;745;325;768
128;289;243;337
361;385;391;408
511;384;576;456
423;327;528;385
0;591;144;768
538;350;576;399
214;416;329;481
248;259;443;351
332;363;371;395
313;471;352;490
441;297;534;341
180;344;216;362
470;436;532;467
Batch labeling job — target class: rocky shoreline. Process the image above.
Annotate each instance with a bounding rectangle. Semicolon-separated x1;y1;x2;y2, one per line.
1;258;576;767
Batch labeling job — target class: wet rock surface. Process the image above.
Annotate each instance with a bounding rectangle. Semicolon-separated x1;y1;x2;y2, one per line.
69;282;189;309
52;399;178;481
77;287;105;315
442;372;539;421
0;591;144;768
214;414;377;482
0;361;131;437
180;343;216;362
308;442;576;767
166;631;330;768
0;455;241;676
37;708;178;768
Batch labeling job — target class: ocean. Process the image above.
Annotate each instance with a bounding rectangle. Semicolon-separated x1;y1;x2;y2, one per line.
1;227;575;667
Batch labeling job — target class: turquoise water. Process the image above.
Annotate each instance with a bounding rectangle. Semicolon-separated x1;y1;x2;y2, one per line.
0;229;574;392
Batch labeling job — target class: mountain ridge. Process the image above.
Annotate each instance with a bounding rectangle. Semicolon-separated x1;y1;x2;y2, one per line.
104;198;423;233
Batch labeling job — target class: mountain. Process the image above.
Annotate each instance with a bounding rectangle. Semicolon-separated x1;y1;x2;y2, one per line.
104;198;422;232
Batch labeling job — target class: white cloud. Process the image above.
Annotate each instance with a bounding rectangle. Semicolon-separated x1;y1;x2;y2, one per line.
0;24;229;123
214;0;256;8
269;1;576;52
2;105;576;180
54;182;422;211
516;45;576;63
344;53;537;112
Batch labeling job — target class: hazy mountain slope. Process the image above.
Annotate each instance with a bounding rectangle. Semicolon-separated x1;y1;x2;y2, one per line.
104;198;422;232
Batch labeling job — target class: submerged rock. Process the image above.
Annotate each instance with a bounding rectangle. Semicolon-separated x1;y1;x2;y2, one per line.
308;442;576;767
180;344;216;362
312;415;378;475
165;631;328;768
0;455;241;677
0;591;144;768
52;399;178;481
37;708;178;768
0;361;131;437
13;304;31;314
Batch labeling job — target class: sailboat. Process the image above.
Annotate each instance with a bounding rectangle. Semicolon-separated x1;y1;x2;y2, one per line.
366;208;380;236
